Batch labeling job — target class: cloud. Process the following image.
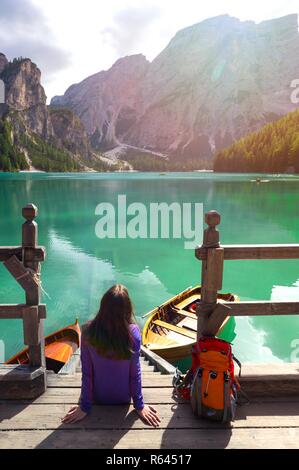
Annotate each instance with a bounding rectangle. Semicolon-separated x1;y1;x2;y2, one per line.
101;5;162;57
0;0;70;82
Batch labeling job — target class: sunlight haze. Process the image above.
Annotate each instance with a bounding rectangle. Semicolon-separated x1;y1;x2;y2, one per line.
2;0;299;100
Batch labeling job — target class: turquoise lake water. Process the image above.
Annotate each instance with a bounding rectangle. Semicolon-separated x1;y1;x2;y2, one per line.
1;172;299;364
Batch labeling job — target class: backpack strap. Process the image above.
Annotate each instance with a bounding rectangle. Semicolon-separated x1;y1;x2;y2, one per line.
191;368;202;416
172;368;184;388
233;355;242;377
173;368;194;400
222;374;231;423
236;388;250;406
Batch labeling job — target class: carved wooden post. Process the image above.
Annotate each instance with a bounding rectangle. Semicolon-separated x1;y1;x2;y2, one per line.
197;211;224;338
22;204;45;368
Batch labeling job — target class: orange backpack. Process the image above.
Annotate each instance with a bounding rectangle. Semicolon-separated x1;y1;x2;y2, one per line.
174;337;241;423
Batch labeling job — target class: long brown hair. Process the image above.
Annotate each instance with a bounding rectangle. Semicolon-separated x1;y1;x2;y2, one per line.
84;285;136;360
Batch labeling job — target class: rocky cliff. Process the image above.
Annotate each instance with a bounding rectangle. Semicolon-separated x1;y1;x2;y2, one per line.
52;54;150;150
1;57;53;138
0;54;98;171
52;14;299;160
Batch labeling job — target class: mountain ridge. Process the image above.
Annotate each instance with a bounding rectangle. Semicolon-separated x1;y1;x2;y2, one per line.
51;14;299;161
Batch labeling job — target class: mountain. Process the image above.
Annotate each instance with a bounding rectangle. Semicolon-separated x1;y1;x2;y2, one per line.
52;14;299;162
214;109;299;173
0;55;108;172
52;54;150;151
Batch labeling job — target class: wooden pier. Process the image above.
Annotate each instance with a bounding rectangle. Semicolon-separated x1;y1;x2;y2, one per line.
1;357;299;449
1;206;299;449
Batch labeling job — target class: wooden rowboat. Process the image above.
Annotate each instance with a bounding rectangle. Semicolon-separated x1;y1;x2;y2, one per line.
6;320;81;374
142;286;239;364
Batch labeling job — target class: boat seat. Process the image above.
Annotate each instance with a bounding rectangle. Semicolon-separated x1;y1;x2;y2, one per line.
153;320;196;339
146;330;177;346
177;317;197;332
175;295;200;310
173;308;197;320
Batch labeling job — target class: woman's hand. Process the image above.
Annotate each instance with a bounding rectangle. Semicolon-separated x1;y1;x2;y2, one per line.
61;405;87;424
136;405;161;427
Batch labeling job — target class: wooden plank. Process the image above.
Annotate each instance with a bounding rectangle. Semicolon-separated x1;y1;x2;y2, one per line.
59;351;81;375
6;387;299;406
46;373;174;388
205;248;224;291
198;213;223;339
3;256;39;293
12;362;299;402
23;306;40;346
22;205;45;369
0;247;45;262
1;387;182;405
0;304;46;320
172;308;197;320
153;320;196;339
0;365;45;381
1;427;299;449
76;361;155;373
2;402;299;431
141;346;176;375
241;363;299;376
177;317;197;331
0;366;46;400
201;303;230;336
196;244;299;261
222;301;299;316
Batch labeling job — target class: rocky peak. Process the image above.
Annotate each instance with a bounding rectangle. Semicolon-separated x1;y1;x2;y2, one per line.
50;14;299;159
2;58;46;111
51;53;150;150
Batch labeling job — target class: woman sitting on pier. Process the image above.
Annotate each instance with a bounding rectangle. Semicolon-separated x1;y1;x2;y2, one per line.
62;284;161;427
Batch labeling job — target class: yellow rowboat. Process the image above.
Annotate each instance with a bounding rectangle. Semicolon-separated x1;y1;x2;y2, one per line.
142;286;239;364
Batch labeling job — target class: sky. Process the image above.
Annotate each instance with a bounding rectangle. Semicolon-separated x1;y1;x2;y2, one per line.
0;0;298;101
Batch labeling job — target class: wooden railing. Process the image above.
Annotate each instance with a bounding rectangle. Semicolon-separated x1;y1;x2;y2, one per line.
0;204;46;367
196;211;299;338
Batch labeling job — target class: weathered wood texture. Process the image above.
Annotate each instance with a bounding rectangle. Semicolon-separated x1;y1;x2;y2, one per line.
196;244;299;260
197;211;224;337
3;255;39;293
196;211;299;337
0;247;45;263
46;373;174;388
222;301;299;316
0;205;47;397
141;346;176;375
21;204;45;368
0;365;46;399
0;304;46;320
2;401;299;431
0;427;298;450
1;363;299;449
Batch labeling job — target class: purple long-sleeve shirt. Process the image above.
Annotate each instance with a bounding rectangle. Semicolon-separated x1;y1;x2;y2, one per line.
79;324;144;414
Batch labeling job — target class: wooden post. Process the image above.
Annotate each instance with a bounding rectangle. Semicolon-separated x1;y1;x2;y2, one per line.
22;204;45;368
197;211;224;338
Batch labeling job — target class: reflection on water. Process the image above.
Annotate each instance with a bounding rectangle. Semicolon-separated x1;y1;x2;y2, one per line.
1;172;299;363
